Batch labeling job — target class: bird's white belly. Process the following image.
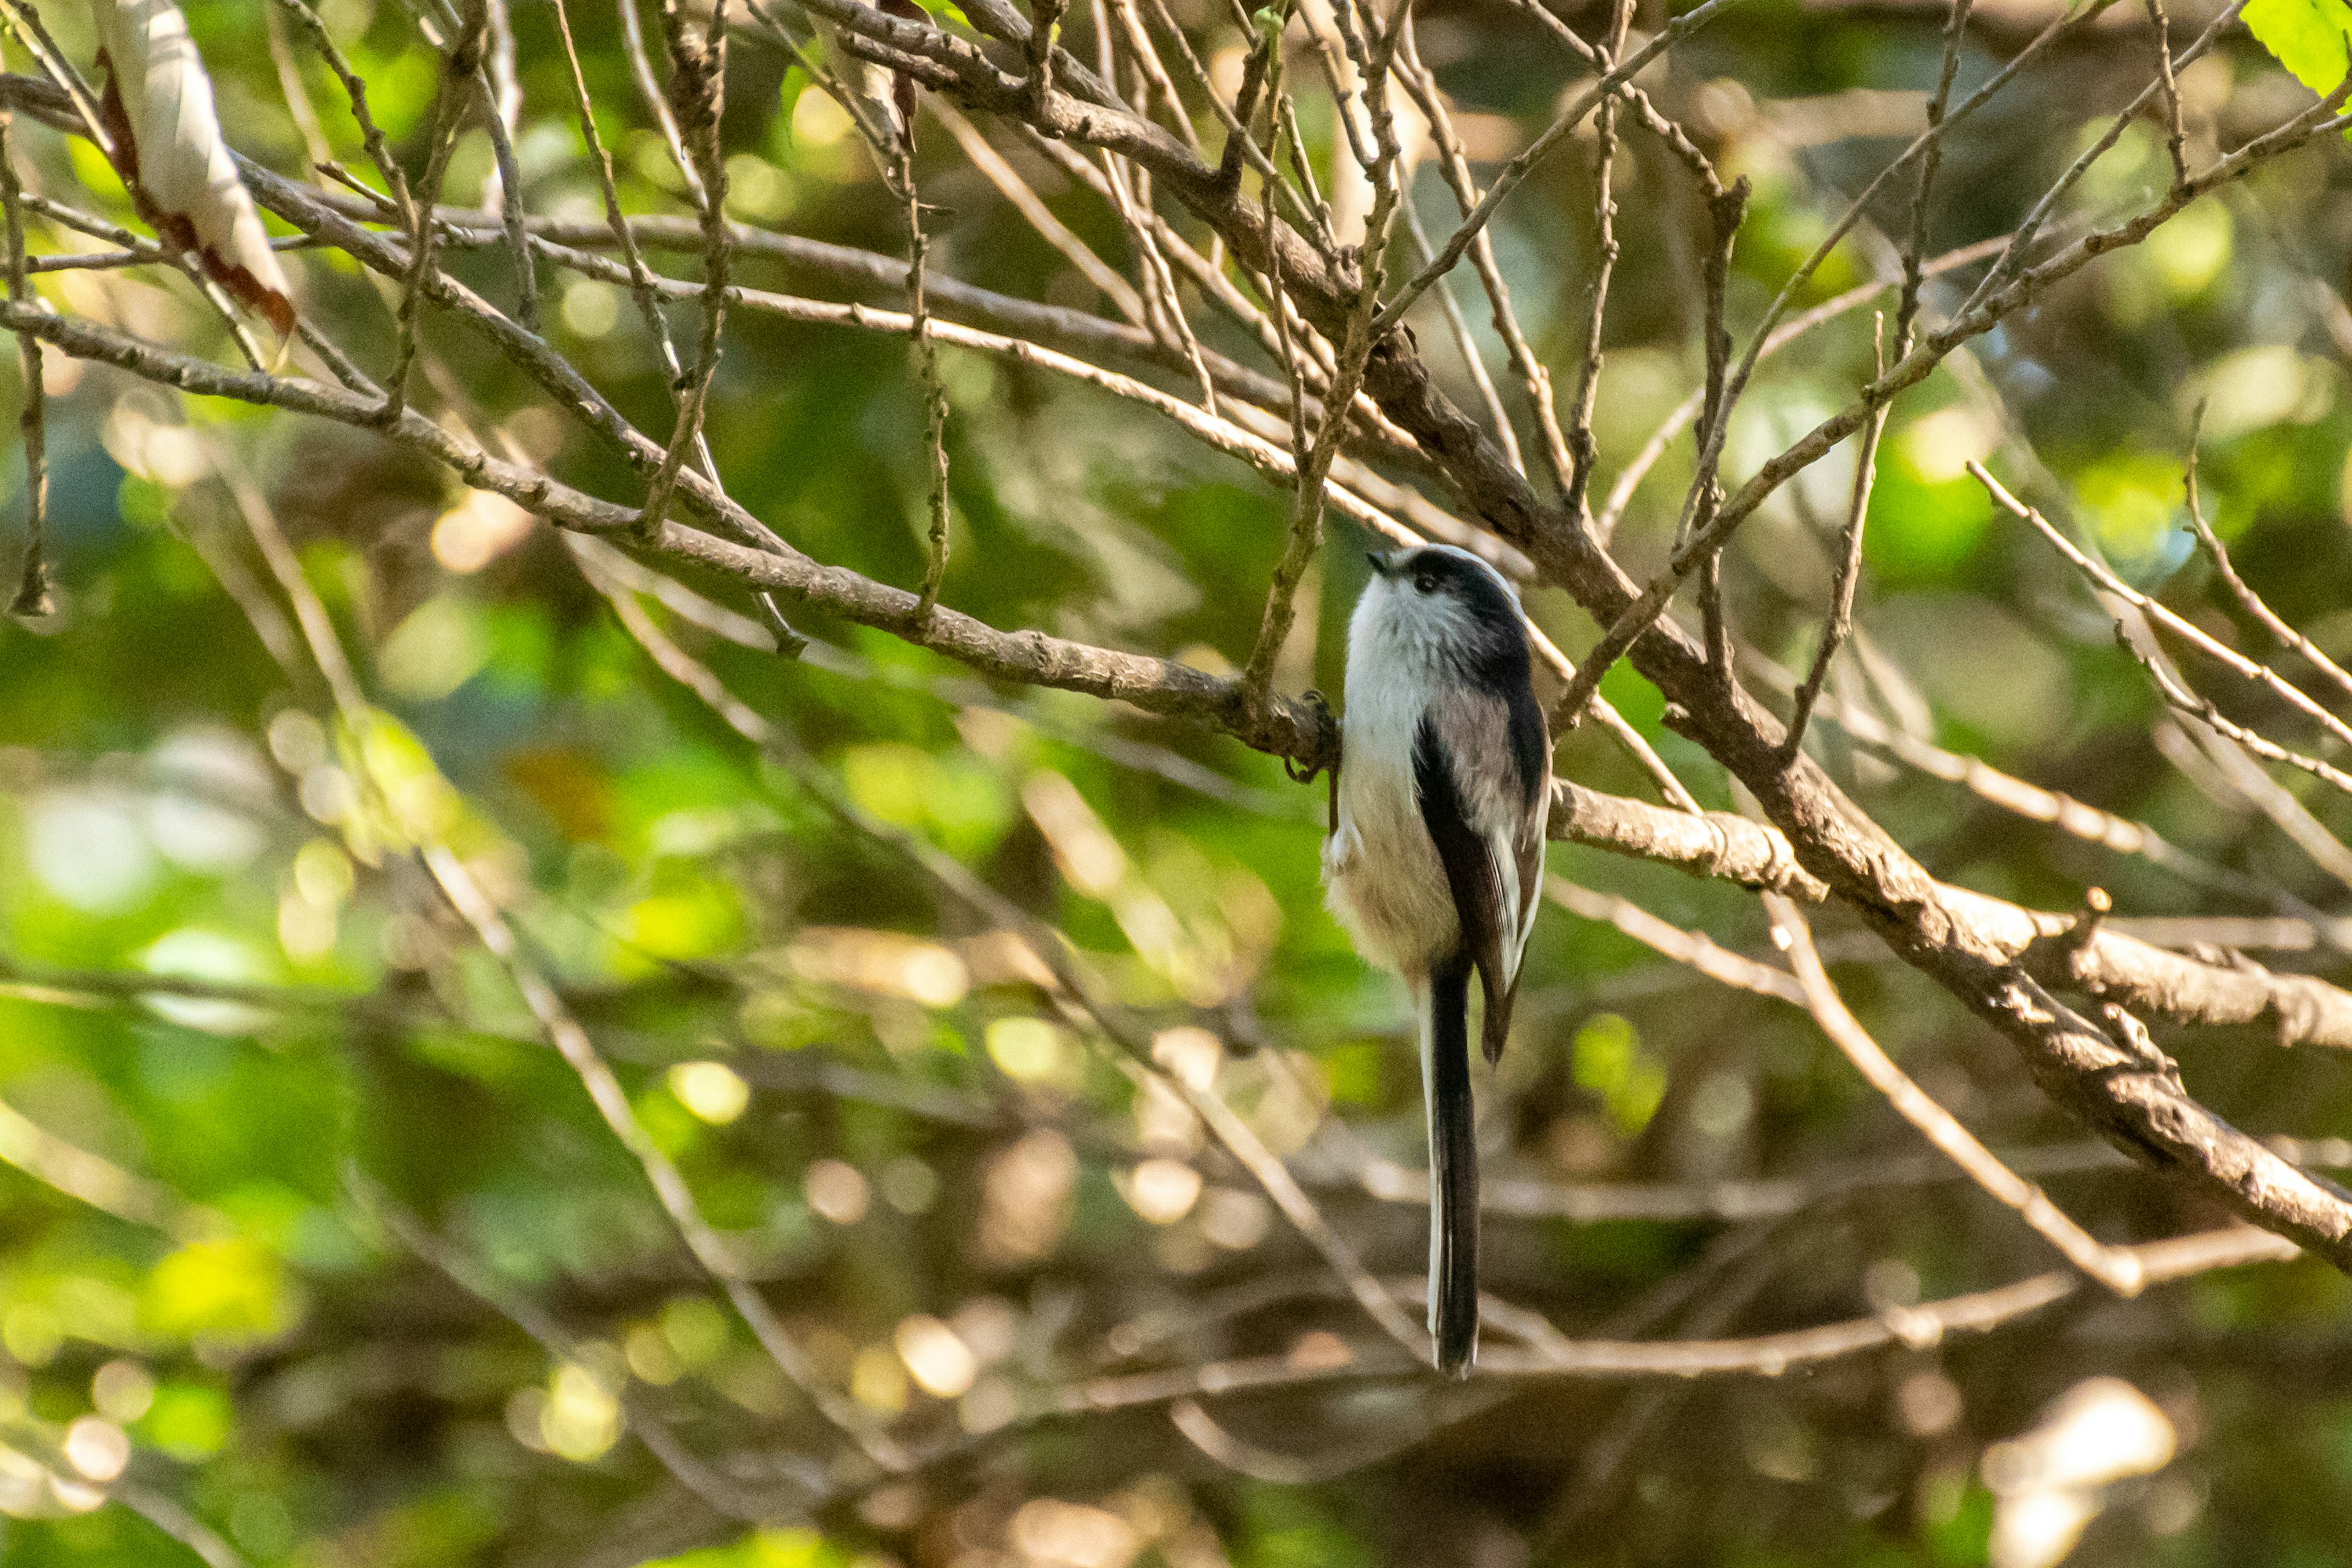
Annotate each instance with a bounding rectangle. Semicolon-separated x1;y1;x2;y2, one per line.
1324;745;1458;981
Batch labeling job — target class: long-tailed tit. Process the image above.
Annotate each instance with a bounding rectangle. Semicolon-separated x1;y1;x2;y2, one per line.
1322;543;1551;1378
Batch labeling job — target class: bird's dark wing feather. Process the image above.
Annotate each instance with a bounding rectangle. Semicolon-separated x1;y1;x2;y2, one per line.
1414;711;1511;1058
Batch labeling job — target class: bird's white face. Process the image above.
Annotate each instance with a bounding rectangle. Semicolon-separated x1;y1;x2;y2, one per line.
1351;545;1522;679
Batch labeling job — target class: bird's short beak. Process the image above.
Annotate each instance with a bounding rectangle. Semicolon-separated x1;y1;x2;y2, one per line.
1366;549;1401;578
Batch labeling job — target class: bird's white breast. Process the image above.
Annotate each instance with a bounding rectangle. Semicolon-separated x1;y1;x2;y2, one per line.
1322;577;1463;981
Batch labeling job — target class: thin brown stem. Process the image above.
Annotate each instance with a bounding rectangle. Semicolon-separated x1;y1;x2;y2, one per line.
272;0;417;217
1028;0;1068;120
1;111;46;617
1369;0;1747;337
1563;0;1631;521
638;6;733;537
1973;462;2352;764
902;146;954;617
2180;429;2352;705
1765;894;2149;1295
380;12;482;426
1779;312;1887;763
2147;0;2189;189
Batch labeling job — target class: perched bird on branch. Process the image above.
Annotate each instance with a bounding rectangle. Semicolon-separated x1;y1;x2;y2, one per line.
1323;543;1551;1377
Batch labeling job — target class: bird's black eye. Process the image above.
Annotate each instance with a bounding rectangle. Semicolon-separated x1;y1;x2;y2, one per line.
1414;573;1438;595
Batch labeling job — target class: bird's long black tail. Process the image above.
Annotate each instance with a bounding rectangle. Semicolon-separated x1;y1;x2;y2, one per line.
1423;955;1479;1379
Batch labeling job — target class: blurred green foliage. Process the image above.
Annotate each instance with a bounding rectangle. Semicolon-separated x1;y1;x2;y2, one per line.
1;1;2351;1567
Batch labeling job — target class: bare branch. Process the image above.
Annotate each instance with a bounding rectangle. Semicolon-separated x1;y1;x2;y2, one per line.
639;5;733;538
1561;0;1630;516
2181;432;2352;706
1778;312;1886;761
1745;648;2323;919
930;100;1147;322
1975;462;2352;771
1047;1226;2299;1402
1486;0;1724;194
348;1169;779;1521
380;11;482;427
1;110;47;618
1368;0;1748;337
1548;875;1804;1005
580;550;1431;1360
2147;0;2188;189
1768;893;2149;1294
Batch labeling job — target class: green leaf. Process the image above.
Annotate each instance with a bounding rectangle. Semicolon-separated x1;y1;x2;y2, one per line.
2244;0;2352;98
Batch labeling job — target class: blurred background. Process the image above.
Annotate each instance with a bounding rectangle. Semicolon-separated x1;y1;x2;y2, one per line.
7;0;2352;1564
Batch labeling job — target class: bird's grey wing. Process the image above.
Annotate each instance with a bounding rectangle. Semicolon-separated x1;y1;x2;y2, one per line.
1417;684;1550;1062
1502;678;1550;981
1491;680;1549;1054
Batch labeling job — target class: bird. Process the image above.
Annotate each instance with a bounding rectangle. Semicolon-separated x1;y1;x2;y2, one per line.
1321;542;1551;1378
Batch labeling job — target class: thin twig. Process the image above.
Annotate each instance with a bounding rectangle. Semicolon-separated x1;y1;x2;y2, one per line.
1368;0;1747;338
1534;81;2352;749
1700;0;2122;481
274;0;419;219
426;844;916;1467
638;7;733;537
1391;16;1566;482
1548;875;1803;1004
2146;0;2189;189
1764;893;2149;1296
199;424;908;1468
1781;0;1973;756
0;1090;222;1240
2164;707;2352;900
1;111;47;617
618;0;708;205
2180;422;2352;705
380;10;483;426
900;134;954;617
1097;146;1218;414
1584;0;2130;581
1487;0;1724;194
263;0;334;171
1595;230;2021;541
1959;0;2244;318
473;0;538;330
0;0;111;159
551;0;692;393
1216;5;1283;190
580;550;1431;1361
1237;0;1406;718
1561;0;1630;518
1691;181;1749;676
2132;616;2352;797
1779;312;1887;761
553;0;781;647
113;1487;253;1568
1399;193;1523;477
347;1167;778;1520
1103;0;1200;153
1742;645;2316;916
1047;1226;2296;1402
1558;178;1747;724
1974;463;2352;763
930;99;1146;323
